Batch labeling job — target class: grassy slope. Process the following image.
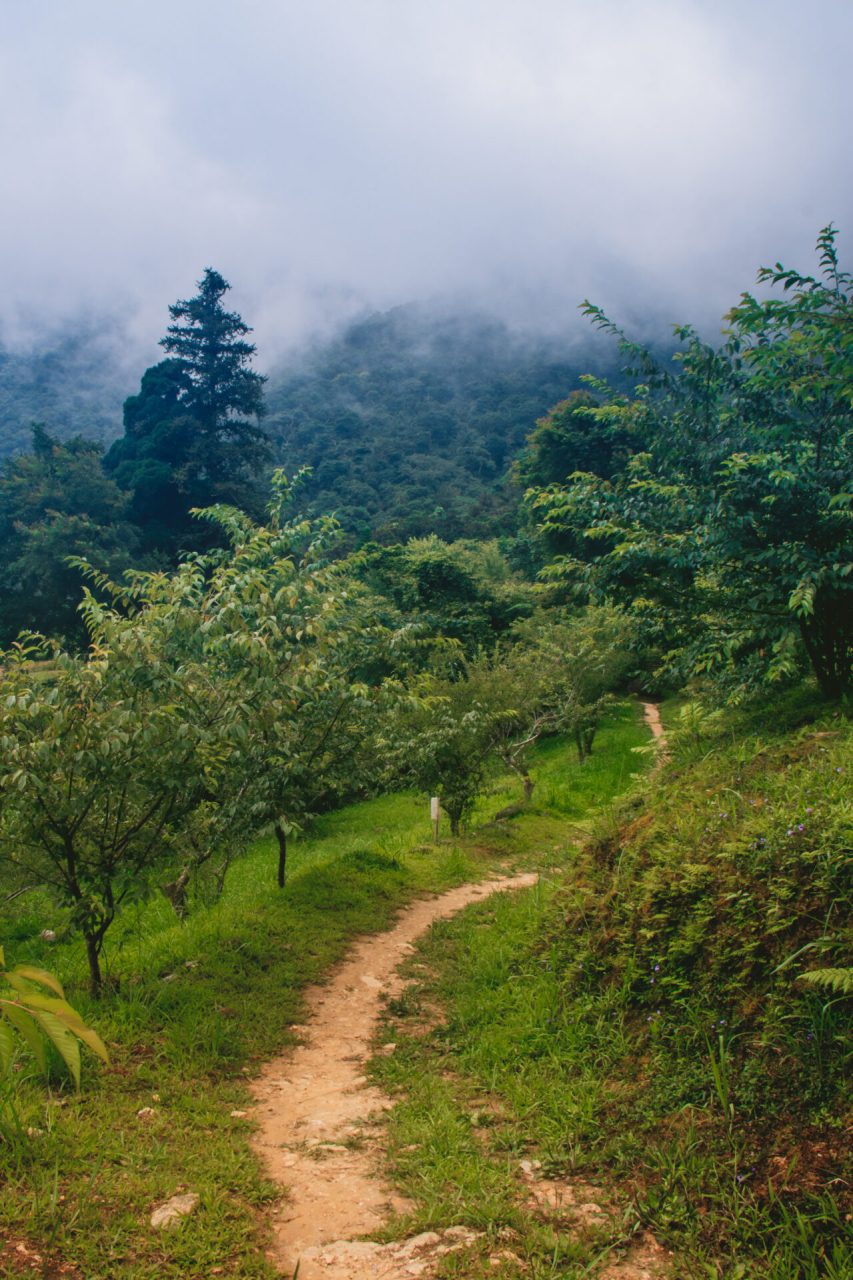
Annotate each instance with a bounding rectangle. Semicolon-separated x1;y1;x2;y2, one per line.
372;698;852;1279
0;703;647;1278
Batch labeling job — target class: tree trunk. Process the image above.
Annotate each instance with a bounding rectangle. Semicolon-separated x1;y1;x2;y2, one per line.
800;602;851;700
275;822;288;888
85;933;102;999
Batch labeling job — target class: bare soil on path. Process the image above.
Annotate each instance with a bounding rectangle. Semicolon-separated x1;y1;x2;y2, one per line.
642;700;665;742
251;874;538;1279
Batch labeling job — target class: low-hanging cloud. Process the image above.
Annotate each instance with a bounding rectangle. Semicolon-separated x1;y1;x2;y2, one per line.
1;0;850;365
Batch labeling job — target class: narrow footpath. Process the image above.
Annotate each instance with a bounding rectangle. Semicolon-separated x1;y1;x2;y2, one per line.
251;702;669;1279
251;874;538;1279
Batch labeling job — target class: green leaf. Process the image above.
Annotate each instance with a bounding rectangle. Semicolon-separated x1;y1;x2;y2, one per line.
11;965;66;999
800;967;853;996
0;1019;14;1073
31;1009;81;1088
0;1001;46;1074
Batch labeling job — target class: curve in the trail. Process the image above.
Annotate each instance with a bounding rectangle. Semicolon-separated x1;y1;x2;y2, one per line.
251;873;538;1280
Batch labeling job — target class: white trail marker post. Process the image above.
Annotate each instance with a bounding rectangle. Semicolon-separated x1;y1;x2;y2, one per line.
430;796;440;843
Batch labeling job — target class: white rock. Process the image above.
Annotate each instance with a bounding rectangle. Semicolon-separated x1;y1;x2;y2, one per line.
150;1192;199;1230
401;1231;442;1253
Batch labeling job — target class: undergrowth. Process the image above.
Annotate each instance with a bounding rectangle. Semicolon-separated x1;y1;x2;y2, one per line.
373;695;852;1278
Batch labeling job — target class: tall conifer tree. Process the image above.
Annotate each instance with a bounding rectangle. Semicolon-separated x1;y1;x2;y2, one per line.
105;269;269;556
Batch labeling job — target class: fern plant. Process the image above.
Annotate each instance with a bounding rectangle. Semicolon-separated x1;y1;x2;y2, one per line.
799;968;853;997
0;946;109;1088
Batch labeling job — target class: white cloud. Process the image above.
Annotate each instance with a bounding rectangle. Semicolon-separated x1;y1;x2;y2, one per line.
0;0;850;360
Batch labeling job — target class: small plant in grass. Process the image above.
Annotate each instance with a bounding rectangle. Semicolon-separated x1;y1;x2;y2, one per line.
0;944;109;1087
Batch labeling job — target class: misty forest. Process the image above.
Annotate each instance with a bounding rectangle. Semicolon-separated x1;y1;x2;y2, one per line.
1;8;852;1277
0;229;849;1280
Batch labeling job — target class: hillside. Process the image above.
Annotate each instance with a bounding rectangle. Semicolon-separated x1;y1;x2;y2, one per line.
0;324;132;458
0;307;619;546
1;697;848;1277
376;695;852;1277
266;306;616;542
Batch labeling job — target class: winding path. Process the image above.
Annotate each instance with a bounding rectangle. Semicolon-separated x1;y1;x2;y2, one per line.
251;873;538;1279
250;702;668;1278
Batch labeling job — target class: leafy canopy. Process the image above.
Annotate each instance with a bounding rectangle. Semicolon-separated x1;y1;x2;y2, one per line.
527;227;853;700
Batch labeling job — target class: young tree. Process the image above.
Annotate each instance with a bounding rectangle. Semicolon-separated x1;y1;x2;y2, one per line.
0;609;241;995
390;670;510;836
462;607;634;805
156;473;393;898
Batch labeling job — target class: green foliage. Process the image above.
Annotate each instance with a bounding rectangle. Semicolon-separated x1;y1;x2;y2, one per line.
0;944;108;1087
528;228;853;700
389;676;509;835
514;387;640;491
377;699;852;1276
104;269;270;558
508;606;635;762
800;968;853;996
267;305;612;543
356;534;534;655
0;469;405;982
0;717;596;1275
179;471;395;892
0;612;241;994
0;426;140;647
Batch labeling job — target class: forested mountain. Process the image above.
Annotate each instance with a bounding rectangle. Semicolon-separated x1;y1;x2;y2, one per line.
0;323;132;458
265;306;616;541
0;306;617;546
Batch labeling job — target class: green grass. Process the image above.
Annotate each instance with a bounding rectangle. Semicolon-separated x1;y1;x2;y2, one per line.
0;701;649;1278
370;695;852;1278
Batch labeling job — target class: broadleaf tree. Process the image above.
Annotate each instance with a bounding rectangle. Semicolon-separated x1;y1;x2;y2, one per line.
527;228;853;700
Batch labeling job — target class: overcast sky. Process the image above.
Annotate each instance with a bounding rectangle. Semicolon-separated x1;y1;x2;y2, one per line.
1;1;850;363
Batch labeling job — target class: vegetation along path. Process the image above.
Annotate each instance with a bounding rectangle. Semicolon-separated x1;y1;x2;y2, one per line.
252;874;538;1279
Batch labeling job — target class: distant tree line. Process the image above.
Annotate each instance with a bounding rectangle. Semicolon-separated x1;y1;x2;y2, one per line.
0;229;849;697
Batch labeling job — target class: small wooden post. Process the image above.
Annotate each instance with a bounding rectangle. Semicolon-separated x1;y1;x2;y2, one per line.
430;796;440;843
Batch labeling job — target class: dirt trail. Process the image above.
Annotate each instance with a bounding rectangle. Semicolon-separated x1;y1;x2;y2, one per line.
251;704;669;1279
641;700;665;743
251;873;538;1279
